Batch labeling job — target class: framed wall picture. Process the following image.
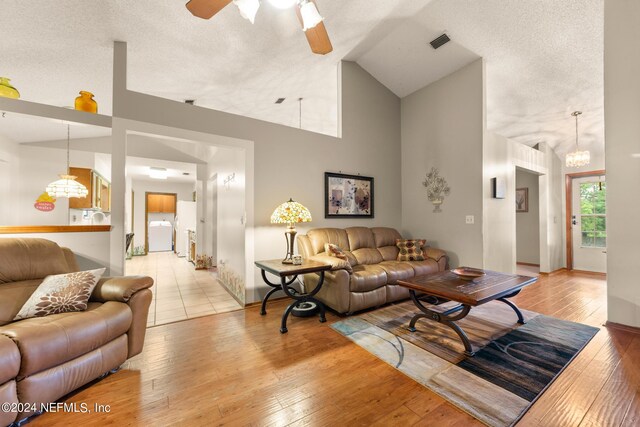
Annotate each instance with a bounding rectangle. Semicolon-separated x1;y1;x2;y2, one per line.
325;172;374;218
516;187;528;213
491;177;506;199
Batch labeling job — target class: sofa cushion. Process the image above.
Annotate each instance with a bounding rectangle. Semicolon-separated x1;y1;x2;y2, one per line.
0;334;20;384
307;228;350;256
372;227;403;261
396;239;426;262
0;279;42;326
349;265;387;292
14;268;105;321
352;248;384;265
378;261;416;285
0;301;132;378
0;381;18;427
324;243;348;260
407;259;440;276
0;238;70;284
345;227;376;251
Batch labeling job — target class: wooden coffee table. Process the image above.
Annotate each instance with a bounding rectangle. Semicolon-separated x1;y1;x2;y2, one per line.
397;269;537;356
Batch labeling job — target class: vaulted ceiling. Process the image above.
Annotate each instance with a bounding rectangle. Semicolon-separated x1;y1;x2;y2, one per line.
1;0;604;157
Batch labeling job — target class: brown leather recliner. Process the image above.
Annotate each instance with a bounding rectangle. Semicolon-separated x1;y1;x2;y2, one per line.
297;227;448;314
0;238;153;426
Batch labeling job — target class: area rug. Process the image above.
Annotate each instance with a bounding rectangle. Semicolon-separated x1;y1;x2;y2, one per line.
331;300;599;427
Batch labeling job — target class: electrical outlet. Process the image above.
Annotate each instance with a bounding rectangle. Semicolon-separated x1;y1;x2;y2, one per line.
465;215;475;224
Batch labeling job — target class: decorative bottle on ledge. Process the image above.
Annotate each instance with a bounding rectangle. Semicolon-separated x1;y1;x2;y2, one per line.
74;91;98;113
0;77;20;99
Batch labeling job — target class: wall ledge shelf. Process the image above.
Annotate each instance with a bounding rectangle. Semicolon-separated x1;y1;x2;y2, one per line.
0;225;112;234
0;97;112;128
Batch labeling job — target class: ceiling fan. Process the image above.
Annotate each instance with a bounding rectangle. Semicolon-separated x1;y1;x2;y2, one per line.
185;0;333;55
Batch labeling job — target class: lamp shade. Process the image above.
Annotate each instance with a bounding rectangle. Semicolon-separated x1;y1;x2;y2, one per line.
46;175;89;199
299;0;323;30
270;199;312;224
233;0;260;24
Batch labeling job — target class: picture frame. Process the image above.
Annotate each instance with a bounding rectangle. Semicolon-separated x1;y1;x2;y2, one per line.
516;188;528;213
325;172;374;218
491;177;506;199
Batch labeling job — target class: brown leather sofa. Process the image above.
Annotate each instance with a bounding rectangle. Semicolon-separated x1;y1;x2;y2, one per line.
297;227;447;314
0;238;153;426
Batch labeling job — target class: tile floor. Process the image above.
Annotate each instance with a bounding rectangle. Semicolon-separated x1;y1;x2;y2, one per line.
126;252;243;327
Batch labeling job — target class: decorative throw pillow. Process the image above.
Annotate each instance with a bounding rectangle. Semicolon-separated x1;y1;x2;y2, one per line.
396;239;426;262
14;268;106;321
324;243;348;260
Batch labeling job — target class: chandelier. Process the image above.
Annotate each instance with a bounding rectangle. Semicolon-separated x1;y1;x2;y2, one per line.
565;111;590;168
46;125;89;199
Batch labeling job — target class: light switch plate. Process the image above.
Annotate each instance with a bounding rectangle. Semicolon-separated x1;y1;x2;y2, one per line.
465;215;475;224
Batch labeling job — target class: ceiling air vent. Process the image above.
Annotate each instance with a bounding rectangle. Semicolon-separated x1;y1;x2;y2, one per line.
184;100;195;105
430;33;450;50
183;172;190;176
275;98;286;104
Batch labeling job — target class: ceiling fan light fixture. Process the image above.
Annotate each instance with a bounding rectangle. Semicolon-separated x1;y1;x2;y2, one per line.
299;0;323;31
268;0;297;9
233;0;260;24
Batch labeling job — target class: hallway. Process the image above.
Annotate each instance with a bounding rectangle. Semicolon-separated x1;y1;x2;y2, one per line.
126;252;242;327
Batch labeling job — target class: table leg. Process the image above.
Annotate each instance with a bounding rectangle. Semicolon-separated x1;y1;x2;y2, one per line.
279;271;327;333
259;269;296;315
408;290;475;356
497;290;525;324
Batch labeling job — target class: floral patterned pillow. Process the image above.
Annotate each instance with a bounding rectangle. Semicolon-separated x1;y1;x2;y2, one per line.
396;239;426;262
324;243;348;260
13;268;106;321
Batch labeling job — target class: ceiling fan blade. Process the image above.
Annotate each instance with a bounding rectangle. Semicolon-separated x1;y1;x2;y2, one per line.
295;1;333;55
186;0;232;20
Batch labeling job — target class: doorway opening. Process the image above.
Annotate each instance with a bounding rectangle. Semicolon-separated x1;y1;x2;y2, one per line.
515;169;541;276
145;192;177;254
565;170;607;274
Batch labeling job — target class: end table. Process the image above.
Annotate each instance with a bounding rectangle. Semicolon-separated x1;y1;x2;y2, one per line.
255;259;331;333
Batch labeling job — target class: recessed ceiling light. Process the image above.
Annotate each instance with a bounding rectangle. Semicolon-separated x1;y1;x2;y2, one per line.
275;98;286;104
268;0;297;9
149;167;168;180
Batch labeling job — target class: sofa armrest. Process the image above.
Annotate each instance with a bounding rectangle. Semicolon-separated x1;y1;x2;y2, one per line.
91;276;154;303
424;247;448;270
308;254;353;273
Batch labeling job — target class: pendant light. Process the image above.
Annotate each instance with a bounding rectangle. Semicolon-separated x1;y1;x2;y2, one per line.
565;111;590;168
45;125;89;199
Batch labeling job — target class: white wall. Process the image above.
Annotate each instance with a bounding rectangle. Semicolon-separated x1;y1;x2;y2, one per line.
0;134;20;225
516;169;540;264
604;0;640;327
401;59;485;268
539;143;564;273
112;56;402;304
131;179;195;250
483;132;517;273
208;148;246;303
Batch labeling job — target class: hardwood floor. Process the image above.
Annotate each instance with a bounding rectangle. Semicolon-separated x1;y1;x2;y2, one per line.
27;271;640;426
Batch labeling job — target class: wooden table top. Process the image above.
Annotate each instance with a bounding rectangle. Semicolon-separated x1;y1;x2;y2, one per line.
397;269;537;306
255;259;331;277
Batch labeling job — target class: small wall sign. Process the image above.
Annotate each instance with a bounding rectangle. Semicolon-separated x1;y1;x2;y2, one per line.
34;192;56;212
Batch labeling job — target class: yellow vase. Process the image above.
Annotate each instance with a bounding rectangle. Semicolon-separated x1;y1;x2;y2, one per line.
74;91;98;113
0;77;20;99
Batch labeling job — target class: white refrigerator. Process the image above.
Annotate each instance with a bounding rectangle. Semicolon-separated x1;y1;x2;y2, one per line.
175;201;197;257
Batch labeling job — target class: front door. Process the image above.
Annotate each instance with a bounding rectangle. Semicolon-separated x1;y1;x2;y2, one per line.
571;176;607;273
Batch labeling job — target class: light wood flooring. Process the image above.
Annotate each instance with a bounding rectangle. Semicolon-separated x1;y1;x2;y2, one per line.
127;252;242;327
27;270;640;426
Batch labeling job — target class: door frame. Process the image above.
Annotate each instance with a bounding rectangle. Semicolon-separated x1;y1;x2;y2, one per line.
145;192;178;254
565;169;605;270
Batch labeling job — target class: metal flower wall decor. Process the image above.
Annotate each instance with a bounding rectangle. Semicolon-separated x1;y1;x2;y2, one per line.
422;168;450;213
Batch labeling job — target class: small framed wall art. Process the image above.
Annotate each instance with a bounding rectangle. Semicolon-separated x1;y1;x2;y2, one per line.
491;177;506;199
325;172;374;218
516;188;529;212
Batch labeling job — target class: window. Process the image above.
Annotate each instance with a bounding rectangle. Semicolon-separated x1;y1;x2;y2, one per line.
580;181;606;248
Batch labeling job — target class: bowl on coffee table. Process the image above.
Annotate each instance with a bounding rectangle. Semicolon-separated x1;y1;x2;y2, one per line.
451;267;486;281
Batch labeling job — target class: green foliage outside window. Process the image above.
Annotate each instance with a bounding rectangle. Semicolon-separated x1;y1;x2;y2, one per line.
580;182;606;248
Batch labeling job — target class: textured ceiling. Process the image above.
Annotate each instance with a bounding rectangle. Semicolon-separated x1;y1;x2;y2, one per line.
0;0;604;158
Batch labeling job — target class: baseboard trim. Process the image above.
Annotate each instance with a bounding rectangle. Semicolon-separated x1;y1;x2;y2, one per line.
517;262;540;267
539;268;567;276
244;295;289;308
605;321;640;335
571;269;607;277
